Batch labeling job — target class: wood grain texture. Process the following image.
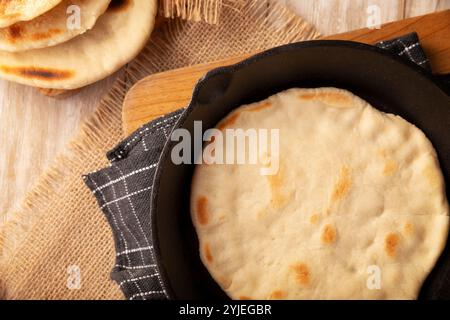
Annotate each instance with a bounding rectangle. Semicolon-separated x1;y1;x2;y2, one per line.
284;0;406;35
325;9;450;73
0;74;118;220
123;9;450;135
285;0;450;35
0;0;446;221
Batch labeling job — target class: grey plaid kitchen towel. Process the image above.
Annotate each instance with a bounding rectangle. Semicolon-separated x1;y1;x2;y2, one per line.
377;32;431;70
84;33;448;300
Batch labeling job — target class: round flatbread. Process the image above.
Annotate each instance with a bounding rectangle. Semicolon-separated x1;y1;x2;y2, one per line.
0;0;157;89
191;87;449;300
0;0;62;28
0;0;112;52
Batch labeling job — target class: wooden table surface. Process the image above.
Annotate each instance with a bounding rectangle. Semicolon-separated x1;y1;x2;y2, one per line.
1;0;449;220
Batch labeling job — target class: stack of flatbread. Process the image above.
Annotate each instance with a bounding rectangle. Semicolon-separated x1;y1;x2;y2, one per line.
0;0;157;90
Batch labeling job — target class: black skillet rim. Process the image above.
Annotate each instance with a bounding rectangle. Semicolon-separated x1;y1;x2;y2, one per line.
150;40;450;299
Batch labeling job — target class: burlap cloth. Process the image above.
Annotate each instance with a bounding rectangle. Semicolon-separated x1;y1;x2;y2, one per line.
0;0;319;299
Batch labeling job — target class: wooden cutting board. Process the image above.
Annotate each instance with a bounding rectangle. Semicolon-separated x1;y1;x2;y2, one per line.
123;9;450;135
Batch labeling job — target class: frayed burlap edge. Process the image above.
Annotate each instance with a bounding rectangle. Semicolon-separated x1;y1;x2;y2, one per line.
0;0;320;299
159;0;244;24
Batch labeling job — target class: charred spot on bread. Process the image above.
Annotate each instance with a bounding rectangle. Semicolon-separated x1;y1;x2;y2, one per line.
0;65;74;80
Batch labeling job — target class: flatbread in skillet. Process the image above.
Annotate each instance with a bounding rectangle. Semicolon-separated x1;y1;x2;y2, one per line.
191;87;449;300
0;0;111;52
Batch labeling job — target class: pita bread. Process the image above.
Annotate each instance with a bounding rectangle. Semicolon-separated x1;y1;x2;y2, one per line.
0;0;62;28
191;88;449;300
0;0;157;89
0;0;111;52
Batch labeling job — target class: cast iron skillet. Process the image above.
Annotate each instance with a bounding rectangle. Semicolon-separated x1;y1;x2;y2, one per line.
150;40;450;300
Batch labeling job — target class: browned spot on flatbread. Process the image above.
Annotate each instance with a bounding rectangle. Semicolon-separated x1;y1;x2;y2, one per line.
217;112;240;131
291;263;310;286
423;163;440;188
269;290;285;299
298;92;316;100
383;159;398;176
331;166;352;203
268;165;283;189
239;296;252;300
299;91;352;106
6;24;22;40
246;101;272;112
0;65;74;80
385;233;400;258
378;149;397;176
310;213;319;224
403;222;414;236
378;149;387;158
5;25;63;42
267;165;292;209
204;243;213;263
320;91;352;106
31;28;63;41
109;0;131;11
196;196;209;225
321;224;337;244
